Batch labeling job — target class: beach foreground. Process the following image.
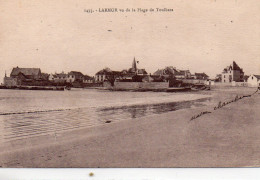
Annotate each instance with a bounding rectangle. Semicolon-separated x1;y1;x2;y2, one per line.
0;87;259;167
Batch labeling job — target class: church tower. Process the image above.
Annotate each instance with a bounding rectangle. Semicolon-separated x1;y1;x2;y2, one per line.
132;57;137;72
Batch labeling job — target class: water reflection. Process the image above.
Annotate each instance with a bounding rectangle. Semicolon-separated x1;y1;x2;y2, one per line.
98;97;210;120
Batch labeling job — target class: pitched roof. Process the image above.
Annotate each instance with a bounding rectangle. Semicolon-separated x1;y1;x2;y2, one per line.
153;67;178;76
96;68;112;75
195;72;209;77
11;67;41;77
68;71;84;78
137;69;147;74
179;70;190;73
233;61;242;71
223;61;244;73
41;73;50;80
153;69;164;76
55;73;67;78
83;75;93;80
253;75;260;80
175;71;186;76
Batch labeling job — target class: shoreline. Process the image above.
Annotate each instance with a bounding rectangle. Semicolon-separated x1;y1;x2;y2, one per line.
0;85;65;91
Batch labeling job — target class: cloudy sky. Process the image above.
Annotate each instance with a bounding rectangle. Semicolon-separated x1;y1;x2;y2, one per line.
0;0;259;83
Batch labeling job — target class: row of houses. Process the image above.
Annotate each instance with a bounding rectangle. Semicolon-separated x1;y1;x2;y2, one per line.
3;59;259;88
3;59;210;87
3;67;94;87
153;67;209;80
94;58;209;84
95;59;260;87
48;71;93;84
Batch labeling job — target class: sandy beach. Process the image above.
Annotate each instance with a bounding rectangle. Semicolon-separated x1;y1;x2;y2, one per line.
0;86;259;167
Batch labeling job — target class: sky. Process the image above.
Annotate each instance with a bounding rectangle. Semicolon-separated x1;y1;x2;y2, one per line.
0;0;260;83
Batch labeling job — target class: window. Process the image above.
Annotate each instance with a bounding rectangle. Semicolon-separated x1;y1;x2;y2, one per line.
229;75;232;82
252;77;254;80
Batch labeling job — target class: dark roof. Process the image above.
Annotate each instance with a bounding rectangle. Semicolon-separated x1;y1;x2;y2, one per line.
253;75;260;80
112;71;121;75
68;71;84;78
175;70;187;76
153;67;178;76
195;72;209;77
96;68;112;75
233;61;242;71
96;68;121;76
11;67;41;77
137;69;148;75
179;70;190;73
55;73;67;78
153;69;164;76
223;61;244;73
41;73;49;80
83;75;93;80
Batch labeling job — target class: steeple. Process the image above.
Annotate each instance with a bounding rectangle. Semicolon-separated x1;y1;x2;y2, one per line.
132;57;137;72
5;71;7;77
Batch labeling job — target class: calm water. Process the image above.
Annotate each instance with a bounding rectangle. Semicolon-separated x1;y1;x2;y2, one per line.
0;89;211;143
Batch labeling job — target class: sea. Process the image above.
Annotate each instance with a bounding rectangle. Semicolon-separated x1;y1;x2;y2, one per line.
0;89;211;143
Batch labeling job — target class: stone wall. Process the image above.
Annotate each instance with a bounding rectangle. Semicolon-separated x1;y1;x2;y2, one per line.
232;81;248;87
181;79;207;84
104;81;169;90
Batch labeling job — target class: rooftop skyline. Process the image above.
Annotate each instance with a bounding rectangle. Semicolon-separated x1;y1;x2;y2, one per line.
1;0;260;83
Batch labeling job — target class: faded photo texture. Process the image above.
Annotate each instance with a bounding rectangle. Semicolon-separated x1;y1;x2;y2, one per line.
0;0;259;167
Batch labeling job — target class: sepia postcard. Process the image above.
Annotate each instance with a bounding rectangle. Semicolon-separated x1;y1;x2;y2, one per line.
0;0;260;168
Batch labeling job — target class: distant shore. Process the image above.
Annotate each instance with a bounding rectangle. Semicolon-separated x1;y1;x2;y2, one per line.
0;86;259;167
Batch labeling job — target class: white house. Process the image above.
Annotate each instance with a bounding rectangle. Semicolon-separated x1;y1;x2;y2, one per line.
95;68;112;82
49;73;67;83
66;71;84;83
247;75;260;87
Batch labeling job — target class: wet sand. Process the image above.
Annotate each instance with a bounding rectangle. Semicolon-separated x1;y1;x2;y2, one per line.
0;87;259;167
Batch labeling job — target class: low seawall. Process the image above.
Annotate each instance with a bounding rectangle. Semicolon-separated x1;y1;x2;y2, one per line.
181;79;207;84
104;81;169;90
232;81;248;87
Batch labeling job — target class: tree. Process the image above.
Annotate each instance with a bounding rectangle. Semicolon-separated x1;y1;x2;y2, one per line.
106;72;118;86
